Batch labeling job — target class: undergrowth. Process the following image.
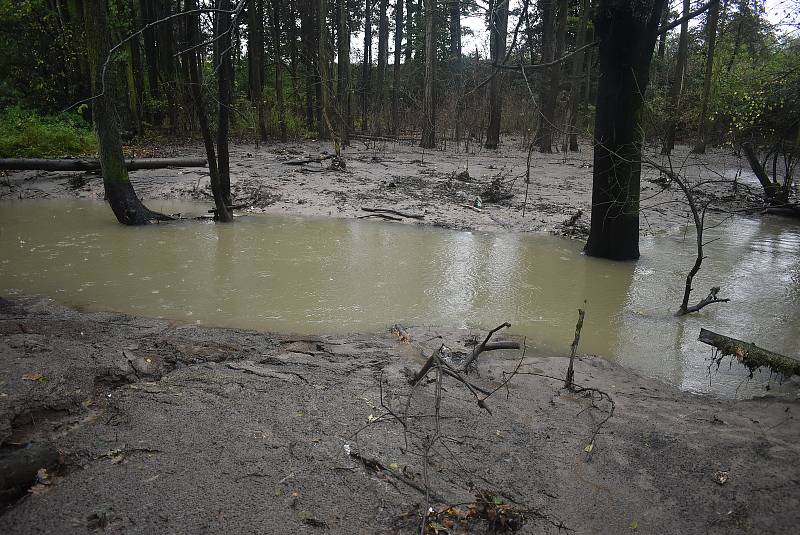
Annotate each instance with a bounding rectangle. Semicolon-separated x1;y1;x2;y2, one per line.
0;106;95;157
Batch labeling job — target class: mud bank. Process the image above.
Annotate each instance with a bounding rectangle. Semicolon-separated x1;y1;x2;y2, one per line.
0;139;768;238
1;297;798;534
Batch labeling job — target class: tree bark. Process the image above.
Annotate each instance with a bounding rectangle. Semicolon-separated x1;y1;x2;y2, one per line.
337;0;351;145
375;1;389;134
691;0;720;154
318;0;333;140
299;0;317;129
272;0;288;141
662;0;690;155
361;0;373;131
449;0;463;142
248;0;268;140
419;0;436;148
391;0;404;135
566;0;590;151
214;0;234;214
698;328;800;378
405;0;415;63
485;0;508;149
84;0;161;225
584;0;667;260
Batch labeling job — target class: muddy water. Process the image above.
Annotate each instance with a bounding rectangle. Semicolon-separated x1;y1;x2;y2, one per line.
1;199;798;396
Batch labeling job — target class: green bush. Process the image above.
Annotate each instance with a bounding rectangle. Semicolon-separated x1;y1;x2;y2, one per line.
0;106;95;157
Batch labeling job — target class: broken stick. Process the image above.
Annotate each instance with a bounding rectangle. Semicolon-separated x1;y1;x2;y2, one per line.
361;207;425;219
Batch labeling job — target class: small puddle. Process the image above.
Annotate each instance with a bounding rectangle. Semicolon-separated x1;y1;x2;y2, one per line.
1;199;798;397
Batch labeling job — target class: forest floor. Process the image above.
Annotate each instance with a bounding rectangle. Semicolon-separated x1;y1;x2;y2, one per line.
0;297;798;534
0;137;766;238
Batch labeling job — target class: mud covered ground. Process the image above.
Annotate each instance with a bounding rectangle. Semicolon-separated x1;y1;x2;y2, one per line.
1;297;798;534
0;138;767;238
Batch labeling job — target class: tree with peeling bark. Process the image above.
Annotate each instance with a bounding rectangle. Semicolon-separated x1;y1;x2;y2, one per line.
83;0;166;225
420;0;436;148
484;0;508;150
584;0;668;260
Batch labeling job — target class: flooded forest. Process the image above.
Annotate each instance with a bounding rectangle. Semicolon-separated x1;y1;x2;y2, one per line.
1;0;799;533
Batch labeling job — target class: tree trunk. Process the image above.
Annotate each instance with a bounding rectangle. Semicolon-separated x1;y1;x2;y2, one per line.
84;0;161;225
584;0;667;261
698;328;800;378
376;0;389;134
272;0;288;141
337;0;351;145
485;0;508;149
661;0;690;155
318;0;333;140
156;1;177;132
536;0;568;153
249;0;268;140
361;0;373;131
691;0;719;154
566;0;590;151
391;0;404;135
300;0;316;129
215;0;234;213
419;0;436;148
449;0;463;143
139;0;161;124
185;0;230;223
405;0;414;63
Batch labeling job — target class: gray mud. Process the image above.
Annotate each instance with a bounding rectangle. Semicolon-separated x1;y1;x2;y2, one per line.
1;297;798;533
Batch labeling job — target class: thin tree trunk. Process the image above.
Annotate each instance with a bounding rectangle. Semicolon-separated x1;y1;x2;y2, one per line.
485;0;508;149
215;0;234;211
584;0;667;260
449;0;463;142
536;0;568;153
376;0;389;134
391;0;404;135
318;0;333;140
249;0;268;140
185;0;230;223
662;0;690;155
420;0;436;148
156;1;177;132
405;0;414;63
691;0;719;154
300;0;315;129
337;0;351;145
272;0;288;141
361;0;373;131
566;0;590;151
84;0;158;225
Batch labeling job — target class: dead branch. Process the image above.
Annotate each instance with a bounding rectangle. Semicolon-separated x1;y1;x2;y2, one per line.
681;287;730;314
357;213;403;222
461;322;519;372
564;306;586;389
699;328;800;378
361;207;425;219
282;154;334;165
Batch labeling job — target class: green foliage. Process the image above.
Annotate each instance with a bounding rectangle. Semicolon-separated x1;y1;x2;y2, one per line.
0;107;95;157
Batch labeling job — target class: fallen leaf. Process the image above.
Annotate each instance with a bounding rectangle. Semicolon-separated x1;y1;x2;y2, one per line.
629;519;639;530
22;372;46;382
584;443;594;453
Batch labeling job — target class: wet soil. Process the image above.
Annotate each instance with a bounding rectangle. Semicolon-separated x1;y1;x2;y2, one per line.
1;297;798;534
0;138;769;238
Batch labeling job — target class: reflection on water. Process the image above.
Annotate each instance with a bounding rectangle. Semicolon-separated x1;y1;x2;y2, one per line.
1;199;798;397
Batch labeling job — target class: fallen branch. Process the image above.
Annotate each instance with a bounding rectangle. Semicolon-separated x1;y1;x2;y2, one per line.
361;207;425;219
680;287;730;314
460;203;483;213
698;328;800;378
461;322;519;372
282;154;334;166
357;213;403;222
0;157;207;171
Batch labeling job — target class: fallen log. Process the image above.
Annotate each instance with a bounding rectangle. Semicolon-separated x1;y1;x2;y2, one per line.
698;328;800;378
282;154;334;166
0;157;207;171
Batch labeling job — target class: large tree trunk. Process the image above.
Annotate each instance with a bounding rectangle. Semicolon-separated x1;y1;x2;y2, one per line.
662;0;690;155
691;0;720;154
566;0;590;151
375;0;389;134
248;0;268;140
215;0;234;212
337;0;351;145
361;0;373;131
84;0;160;225
449;0;463;143
391;0;404;135
419;0;436;148
584;0;667;261
484;0;508;149
185;0;230;223
272;0;288;141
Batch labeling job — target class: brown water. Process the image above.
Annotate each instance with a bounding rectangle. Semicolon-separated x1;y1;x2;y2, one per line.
1;199;798;396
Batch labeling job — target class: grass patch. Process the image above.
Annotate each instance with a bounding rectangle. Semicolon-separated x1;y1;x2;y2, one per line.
0;106;95;158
